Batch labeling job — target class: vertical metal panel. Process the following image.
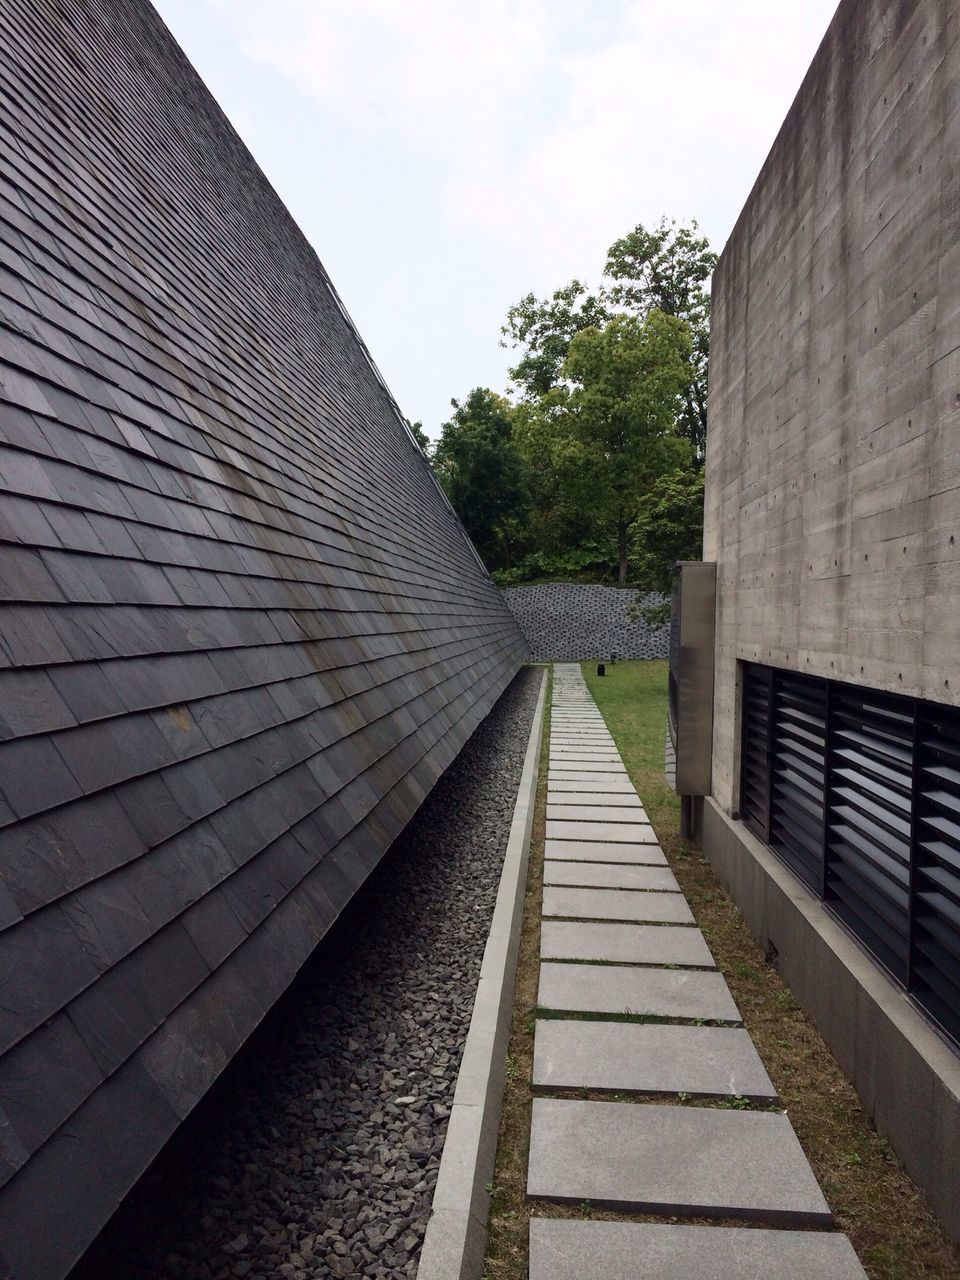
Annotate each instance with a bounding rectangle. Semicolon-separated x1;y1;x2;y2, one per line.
671;562;717;796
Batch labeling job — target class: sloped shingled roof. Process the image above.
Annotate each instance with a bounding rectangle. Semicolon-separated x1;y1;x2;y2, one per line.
0;2;528;1274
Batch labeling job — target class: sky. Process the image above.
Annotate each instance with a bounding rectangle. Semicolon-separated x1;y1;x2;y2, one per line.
153;0;839;438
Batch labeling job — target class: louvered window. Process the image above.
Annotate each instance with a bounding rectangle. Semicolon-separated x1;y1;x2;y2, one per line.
740;664;773;841
770;675;827;892
914;702;960;1044
739;662;960;1049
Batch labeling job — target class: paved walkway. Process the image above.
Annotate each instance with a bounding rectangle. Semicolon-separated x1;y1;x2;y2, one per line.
526;664;867;1279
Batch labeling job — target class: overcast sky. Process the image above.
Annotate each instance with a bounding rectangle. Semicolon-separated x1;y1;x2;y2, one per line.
153;0;839;438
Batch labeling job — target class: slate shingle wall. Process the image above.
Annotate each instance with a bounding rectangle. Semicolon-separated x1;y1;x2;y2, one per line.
502;583;668;661
0;2;528;1275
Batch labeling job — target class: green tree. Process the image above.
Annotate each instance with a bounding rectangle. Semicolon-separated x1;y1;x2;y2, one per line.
406;418;431;454
501;217;716;457
433;389;528;571
500;280;609;400
554;310;693;588
628;467;705;624
604;219;717;458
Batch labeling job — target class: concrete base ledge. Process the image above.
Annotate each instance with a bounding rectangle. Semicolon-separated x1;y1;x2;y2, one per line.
417;667;548;1280
702;798;960;1243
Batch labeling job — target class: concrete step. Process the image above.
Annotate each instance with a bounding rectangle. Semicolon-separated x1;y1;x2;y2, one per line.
533;1020;776;1099
543;861;678;891
540;920;713;966
528;1220;866;1280
546;820;655;843
537;961;741;1022
544;839;666;864
527;1099;831;1226
543;887;694;924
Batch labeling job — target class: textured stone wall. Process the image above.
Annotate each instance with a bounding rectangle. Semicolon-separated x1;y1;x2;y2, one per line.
502;584;668;661
705;0;960;813
0;4;527;1277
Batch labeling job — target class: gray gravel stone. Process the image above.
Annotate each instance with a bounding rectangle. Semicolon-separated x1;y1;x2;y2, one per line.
71;669;541;1280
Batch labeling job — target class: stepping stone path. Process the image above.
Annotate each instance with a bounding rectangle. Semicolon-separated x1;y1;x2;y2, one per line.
527;664;867;1277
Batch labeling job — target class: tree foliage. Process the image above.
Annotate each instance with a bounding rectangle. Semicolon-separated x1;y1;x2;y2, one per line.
433;389;528;569
556;311;693;587
501;216;716;458
431;216;714;594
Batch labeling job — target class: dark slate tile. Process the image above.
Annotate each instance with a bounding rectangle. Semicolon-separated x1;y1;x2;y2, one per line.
0;792;148;913
114;773;189;848
65;973;157;1076
0;905;102;1055
0;667;76;738
47;660;126;723
0;734;83;818
0;1014;102;1155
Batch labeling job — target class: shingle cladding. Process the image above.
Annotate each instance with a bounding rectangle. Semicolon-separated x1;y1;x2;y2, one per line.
0;1;528;1274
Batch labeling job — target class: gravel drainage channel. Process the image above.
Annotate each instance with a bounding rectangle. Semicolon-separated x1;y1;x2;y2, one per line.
69;665;543;1280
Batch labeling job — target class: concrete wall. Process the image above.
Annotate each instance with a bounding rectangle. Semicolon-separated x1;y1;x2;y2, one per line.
704;800;960;1243
501;583;668;661
704;0;960;813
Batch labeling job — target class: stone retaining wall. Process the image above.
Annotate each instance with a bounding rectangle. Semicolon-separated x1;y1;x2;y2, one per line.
501;583;668;661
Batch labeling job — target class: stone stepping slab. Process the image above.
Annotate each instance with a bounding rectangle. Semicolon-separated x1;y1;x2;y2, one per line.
551;728;613;736
547;747;624;757
548;762;628;775
548;777;635;792
533;1020;776;1099
537;961;741;1022
541;920;713;966
546;820;654;843
547;792;643;809
544;839;666;865
543;862;679;891
527;1099;831;1226
547;805;648;825
543;887;693;923
528;1220;866;1280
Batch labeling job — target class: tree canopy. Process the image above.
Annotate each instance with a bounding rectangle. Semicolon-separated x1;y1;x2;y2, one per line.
427;217;714;597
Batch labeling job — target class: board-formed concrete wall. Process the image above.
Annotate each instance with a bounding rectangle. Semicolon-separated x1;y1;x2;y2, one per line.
702;0;960;1244
0;3;528;1277
705;0;960;814
502;583;668;661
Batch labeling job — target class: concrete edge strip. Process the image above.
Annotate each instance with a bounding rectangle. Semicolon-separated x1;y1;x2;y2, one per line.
417;665;549;1280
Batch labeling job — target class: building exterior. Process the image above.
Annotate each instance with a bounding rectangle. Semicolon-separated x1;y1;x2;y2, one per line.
702;0;960;1240
0;2;527;1276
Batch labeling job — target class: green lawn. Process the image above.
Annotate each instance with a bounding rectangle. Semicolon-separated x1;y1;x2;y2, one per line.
582;658;681;845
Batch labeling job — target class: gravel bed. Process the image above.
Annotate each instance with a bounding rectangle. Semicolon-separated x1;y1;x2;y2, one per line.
70;666;541;1280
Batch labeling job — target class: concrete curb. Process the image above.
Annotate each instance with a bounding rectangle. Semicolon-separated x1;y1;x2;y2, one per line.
417;666;548;1280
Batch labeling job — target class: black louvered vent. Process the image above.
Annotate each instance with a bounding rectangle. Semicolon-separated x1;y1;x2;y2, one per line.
826;690;914;982
770;674;828;892
739;661;960;1051
914;702;960;1042
740;663;773;840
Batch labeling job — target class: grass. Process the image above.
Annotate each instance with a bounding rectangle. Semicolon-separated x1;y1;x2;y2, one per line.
482;660;960;1280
